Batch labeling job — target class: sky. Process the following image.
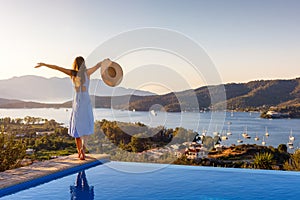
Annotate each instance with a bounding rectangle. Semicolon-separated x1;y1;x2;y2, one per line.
0;0;300;94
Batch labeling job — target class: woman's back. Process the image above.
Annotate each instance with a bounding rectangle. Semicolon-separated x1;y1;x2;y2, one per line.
72;72;90;94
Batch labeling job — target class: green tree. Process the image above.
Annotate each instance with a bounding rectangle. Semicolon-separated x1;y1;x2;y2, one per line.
15;118;23;125
129;136;139;153
0;134;26;172
278;144;287;153
24;116;32;125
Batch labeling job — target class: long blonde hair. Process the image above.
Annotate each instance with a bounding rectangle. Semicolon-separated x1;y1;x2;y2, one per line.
71;56;87;86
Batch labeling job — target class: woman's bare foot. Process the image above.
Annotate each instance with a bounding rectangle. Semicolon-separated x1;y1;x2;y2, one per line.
79;148;85;160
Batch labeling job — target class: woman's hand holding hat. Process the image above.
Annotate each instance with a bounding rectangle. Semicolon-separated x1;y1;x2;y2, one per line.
101;58;112;68
100;58;123;87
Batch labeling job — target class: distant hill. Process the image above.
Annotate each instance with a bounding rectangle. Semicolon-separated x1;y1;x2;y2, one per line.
0;98;23;106
224;78;300;109
0;75;155;103
109;77;300;112
1;77;300;112
0;98;62;108
105;77;300;111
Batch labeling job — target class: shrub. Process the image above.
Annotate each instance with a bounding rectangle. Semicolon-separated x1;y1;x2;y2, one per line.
254;152;274;169
0;134;26;171
284;150;300;171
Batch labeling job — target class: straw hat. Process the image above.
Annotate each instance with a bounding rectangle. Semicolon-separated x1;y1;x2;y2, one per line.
101;59;123;87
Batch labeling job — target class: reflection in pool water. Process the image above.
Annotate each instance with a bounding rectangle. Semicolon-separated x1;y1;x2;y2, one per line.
1;161;300;199
70;171;94;200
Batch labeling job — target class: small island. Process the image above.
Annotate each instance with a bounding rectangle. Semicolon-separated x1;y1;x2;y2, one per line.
260;105;300;119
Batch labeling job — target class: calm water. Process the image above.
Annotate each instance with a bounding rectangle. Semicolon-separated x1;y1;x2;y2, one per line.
0;108;299;150
1;161;300;200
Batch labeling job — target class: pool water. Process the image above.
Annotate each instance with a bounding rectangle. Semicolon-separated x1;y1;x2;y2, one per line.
1;161;300;200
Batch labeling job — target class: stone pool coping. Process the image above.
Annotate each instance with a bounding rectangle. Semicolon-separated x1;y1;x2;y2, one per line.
0;154;110;197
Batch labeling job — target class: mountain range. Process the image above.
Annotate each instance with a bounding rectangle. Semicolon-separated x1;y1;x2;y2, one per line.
0;75;155;103
0;76;300;111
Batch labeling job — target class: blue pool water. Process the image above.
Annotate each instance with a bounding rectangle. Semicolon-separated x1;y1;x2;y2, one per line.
1;161;300;200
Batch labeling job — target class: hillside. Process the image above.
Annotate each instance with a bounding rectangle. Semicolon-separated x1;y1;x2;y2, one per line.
1;77;300;114
119;77;300;112
113;77;300;112
0;98;62;108
225;79;300;109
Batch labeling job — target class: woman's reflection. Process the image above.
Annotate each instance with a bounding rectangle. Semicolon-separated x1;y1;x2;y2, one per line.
70;170;94;200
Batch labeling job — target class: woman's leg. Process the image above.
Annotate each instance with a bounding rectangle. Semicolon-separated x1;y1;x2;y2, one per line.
75;138;83;159
81;136;87;152
80;136;86;160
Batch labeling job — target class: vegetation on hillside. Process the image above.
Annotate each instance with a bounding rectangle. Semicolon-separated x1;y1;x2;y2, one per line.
284;149;300;171
1;117;299;172
0;133;26;171
87;120;196;153
1;78;300;117
260;105;300;118
0;117;76;172
174;144;291;170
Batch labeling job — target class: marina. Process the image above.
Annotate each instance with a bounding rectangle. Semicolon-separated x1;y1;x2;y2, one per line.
0;108;299;151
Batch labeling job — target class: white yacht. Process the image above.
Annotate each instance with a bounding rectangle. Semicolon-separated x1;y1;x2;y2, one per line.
150;110;157;116
289;129;295;141
242;126;251;139
227;122;232;136
265;127;269;137
262;136;266;146
221;134;228;141
237;134;243;143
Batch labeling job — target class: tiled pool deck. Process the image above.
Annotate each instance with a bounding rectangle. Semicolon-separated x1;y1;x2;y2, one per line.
0;154;109;196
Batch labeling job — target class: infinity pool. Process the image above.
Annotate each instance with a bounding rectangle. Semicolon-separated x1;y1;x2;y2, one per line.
1;161;300;200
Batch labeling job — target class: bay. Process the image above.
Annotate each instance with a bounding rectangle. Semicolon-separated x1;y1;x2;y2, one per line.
0;108;299;151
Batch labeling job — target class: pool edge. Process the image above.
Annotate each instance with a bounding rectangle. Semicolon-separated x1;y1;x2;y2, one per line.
0;154;110;198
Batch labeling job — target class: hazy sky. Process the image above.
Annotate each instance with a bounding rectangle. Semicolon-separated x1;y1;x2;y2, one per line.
1;0;300;93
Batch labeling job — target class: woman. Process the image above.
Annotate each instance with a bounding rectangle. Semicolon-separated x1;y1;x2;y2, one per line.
35;56;108;160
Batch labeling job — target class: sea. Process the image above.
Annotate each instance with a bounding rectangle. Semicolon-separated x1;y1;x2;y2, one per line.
0;108;299;151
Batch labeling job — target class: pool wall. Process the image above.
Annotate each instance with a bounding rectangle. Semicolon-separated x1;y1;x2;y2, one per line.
0;155;109;198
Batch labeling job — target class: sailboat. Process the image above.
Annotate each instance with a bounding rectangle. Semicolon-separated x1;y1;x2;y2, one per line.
202;128;207;136
242;126;251;139
227;122;232;136
265;127;269;137
254;133;260;141
213;126;220;137
237;134;243;143
221;131;228;141
289;129;295;141
262;136;266;146
150;110;157;116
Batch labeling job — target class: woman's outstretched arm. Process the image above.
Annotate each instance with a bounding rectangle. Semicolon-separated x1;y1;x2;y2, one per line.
87;58;112;77
35;63;72;76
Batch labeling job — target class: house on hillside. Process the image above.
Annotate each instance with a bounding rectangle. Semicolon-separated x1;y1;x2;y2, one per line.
185;142;208;159
265;111;289;118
